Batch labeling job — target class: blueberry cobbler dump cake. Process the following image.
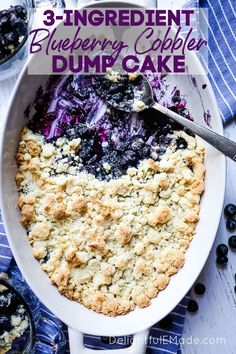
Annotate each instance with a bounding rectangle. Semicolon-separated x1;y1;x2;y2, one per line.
0;285;29;353
16;74;205;316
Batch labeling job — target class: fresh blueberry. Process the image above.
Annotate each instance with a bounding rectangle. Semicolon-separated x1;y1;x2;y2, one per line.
13;20;27;37
101;336;115;344
79;140;95;160
159;315;173;330
109;84;120;94
216;255;228;266
42;252;50;264
119;150;137;168
130;137;144;151
228;236;236;250
0;16;9;31
226;218;236;231
162;124;172;135
112;92;123;102
10;12;18;24
5;32;18;44
224;204;236;218
74;124;92;139
216;244;228;256
14;5;27;19
76;88;90;100
187;299;198;313
176;137;188;149
194;283;205;295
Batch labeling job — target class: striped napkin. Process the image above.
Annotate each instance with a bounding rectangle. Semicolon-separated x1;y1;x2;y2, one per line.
0;0;235;353
200;0;236;122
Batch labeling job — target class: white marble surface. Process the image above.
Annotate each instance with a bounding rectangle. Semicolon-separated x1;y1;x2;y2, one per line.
0;77;235;354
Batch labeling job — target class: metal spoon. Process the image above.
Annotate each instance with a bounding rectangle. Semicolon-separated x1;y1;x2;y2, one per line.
101;74;236;162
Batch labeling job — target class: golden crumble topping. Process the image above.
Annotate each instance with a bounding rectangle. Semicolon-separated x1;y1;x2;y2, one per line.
16;127;205;316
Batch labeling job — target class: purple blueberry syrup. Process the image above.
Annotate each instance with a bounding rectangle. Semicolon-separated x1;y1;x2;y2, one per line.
27;74;193;180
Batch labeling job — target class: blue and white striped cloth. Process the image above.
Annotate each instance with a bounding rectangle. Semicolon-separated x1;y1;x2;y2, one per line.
200;0;236;123
0;0;236;353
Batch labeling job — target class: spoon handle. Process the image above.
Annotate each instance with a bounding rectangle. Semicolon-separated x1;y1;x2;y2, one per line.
152;102;236;162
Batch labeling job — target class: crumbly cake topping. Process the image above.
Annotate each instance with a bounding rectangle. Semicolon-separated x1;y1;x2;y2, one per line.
16;127;205;316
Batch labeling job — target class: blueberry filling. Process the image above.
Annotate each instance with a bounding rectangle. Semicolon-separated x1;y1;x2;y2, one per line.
92;73;146;112
28;75;192;180
0;5;28;62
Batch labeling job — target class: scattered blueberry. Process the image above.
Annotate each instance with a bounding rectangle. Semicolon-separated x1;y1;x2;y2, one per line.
176;137;188;150
226;218;236;231
101;337;115;344
187;299;198;313
41;252;50;264
228;236;236;250
216;244;228;256
216;255;228;266
202;84;207;89
159;315;173;330
234;285;236;294
224;204;236;218
194;283;206;296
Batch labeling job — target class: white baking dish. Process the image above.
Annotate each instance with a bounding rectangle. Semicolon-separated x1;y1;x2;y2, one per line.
0;1;225;353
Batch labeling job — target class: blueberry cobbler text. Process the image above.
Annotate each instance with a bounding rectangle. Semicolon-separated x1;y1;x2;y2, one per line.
16;74;205;316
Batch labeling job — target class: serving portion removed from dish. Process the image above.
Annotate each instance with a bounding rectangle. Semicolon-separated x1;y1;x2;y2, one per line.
15;74;205;316
0;282;30;353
